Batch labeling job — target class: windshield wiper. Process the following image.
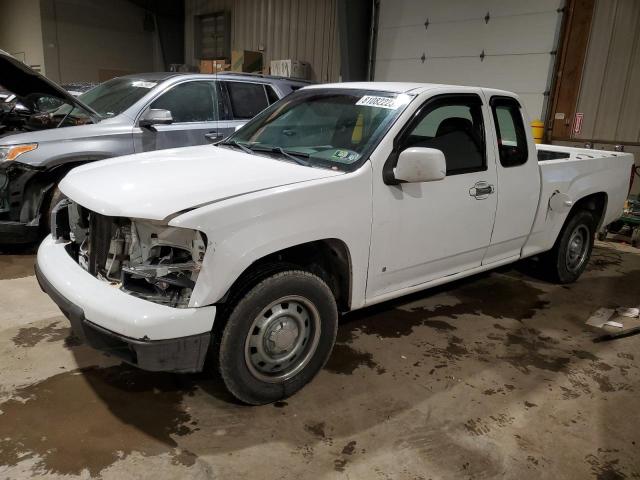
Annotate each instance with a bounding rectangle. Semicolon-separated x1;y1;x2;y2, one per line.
250;145;311;167
219;139;254;155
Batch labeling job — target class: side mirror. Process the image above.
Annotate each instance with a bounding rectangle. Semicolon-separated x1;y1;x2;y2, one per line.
139;109;173;129
393;147;446;183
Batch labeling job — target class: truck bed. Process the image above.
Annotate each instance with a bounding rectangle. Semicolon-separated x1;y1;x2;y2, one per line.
522;144;634;258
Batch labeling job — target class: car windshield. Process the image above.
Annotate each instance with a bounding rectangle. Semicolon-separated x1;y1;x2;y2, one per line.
77;77;159;118
226;89;413;170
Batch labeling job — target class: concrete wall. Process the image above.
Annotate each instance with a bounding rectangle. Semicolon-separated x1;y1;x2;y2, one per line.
40;0;163;83
185;0;340;82
0;0;47;74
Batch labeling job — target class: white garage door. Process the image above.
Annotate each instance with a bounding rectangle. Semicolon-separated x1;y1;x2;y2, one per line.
374;0;563;121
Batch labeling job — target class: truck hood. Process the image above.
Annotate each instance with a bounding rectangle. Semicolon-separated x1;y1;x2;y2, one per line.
0;49;98;117
60;145;344;220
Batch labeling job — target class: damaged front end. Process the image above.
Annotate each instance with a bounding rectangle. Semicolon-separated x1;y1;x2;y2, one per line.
53;200;206;308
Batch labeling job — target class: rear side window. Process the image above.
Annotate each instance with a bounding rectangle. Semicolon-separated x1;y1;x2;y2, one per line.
491;97;528;167
225;82;269;119
266;85;280;104
401;97;486;175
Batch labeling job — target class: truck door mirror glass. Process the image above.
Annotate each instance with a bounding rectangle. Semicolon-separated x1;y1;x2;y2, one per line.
139;109;173;128
393;147;446;183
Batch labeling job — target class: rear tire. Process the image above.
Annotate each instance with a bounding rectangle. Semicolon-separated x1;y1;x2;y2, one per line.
216;269;338;405
541;209;596;284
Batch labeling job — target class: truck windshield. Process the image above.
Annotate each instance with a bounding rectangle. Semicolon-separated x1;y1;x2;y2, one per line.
226;89;413;170
78;77;158;118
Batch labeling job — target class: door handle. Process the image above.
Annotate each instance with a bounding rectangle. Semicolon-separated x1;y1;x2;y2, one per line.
469;181;495;200
205;132;224;143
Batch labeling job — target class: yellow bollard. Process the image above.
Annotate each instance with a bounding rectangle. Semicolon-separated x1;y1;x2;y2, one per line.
531;120;544;144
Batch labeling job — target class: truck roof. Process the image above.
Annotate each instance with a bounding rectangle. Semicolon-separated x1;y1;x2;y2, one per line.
303;81;515;98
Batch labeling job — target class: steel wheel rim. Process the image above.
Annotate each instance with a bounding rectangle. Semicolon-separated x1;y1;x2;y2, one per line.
566;224;590;272
244;295;321;383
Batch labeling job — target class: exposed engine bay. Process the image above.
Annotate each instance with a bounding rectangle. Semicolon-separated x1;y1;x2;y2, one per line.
0;94;94;136
53;200;206;308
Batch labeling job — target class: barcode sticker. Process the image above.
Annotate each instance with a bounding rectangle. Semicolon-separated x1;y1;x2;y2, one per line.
131;81;157;89
356;95;400;109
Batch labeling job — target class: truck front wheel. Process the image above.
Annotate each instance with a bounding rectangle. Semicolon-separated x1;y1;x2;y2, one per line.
543;209;596;284
216;270;338;405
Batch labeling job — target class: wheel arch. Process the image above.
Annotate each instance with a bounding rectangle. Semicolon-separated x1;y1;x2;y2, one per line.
569;191;608;230
219;238;354;313
25;156;112;223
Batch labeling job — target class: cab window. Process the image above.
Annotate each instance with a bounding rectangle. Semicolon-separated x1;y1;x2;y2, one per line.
401;96;486;175
491;97;528;167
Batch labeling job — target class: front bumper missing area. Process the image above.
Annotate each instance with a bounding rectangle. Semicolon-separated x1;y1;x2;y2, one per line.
35;263;211;374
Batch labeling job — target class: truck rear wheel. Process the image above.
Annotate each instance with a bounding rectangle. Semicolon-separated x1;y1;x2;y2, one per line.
542;209;596;284
216;270;338;405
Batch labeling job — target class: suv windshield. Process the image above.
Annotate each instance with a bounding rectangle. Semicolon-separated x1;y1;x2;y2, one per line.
226;89;413;170
78;77;159;118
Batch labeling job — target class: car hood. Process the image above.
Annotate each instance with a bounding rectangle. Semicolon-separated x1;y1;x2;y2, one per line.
0;49;97;117
60;145;344;220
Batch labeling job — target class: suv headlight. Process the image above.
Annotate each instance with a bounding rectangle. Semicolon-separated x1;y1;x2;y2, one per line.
0;143;38;162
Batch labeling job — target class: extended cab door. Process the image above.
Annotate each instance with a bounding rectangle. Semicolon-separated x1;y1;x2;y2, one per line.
367;92;499;300
481;94;541;264
134;80;226;152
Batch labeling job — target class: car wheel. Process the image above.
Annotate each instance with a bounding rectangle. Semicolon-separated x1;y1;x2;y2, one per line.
216;269;338;405
543;209;596;284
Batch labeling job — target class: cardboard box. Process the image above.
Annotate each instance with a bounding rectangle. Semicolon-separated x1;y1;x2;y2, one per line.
270;59;310;79
199;59;229;74
231;50;263;73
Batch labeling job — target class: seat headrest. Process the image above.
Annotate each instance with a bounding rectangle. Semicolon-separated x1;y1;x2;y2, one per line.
436;117;474;137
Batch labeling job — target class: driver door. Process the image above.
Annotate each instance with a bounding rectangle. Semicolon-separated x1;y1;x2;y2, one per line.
367;93;499;300
133;80;225;152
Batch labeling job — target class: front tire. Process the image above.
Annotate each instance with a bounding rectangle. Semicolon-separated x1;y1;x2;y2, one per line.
216;270;338;405
542;209;596;283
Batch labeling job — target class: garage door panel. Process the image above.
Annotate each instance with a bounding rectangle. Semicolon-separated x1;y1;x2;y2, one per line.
379;0;561;28
376;55;550;92
379;12;558;60
376;0;562;122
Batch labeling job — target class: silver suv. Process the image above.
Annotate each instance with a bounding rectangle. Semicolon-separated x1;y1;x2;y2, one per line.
0;50;310;244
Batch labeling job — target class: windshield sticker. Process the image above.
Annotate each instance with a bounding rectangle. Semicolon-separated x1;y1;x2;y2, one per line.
131;81;157;89
330;150;359;163
356;95;401;109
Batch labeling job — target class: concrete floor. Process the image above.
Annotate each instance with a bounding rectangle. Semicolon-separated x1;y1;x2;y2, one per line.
0;242;639;479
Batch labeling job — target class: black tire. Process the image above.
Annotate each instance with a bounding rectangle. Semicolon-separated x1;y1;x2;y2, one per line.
216;270;338;405
541;209;596;284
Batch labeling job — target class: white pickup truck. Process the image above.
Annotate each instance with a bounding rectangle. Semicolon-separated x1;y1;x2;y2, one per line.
36;82;634;404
